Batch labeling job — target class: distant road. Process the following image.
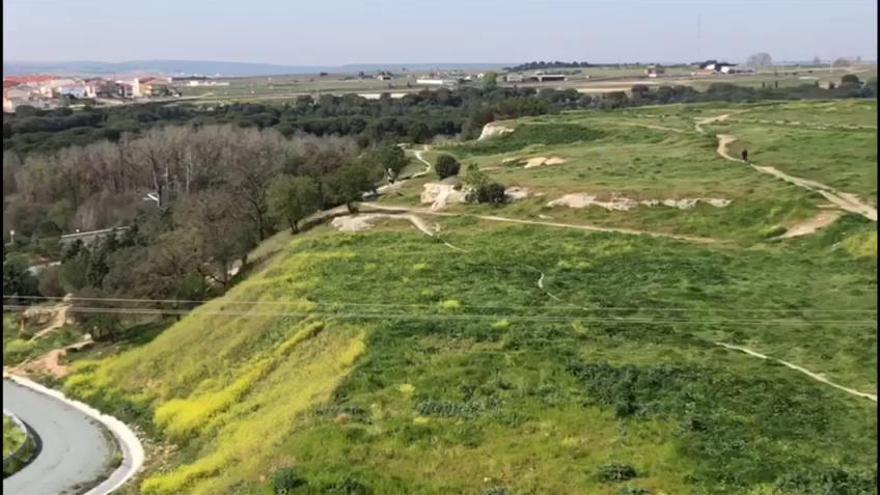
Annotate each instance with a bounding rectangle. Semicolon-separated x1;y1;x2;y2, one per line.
3;379;116;495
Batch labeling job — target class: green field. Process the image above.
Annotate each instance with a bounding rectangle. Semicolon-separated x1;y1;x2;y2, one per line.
60;99;877;494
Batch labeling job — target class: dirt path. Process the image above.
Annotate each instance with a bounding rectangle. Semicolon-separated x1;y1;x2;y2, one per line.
28;295;73;341
715;134;877;221
716;342;877;403
411;146;432;178
695;113;734;134
10;337;94;379
534;270;562;301
331;212;466;251
361;203;719;244
775;210;844;239
618;122;686;134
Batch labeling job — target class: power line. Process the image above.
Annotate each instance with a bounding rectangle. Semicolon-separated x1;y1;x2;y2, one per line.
4;294;877;315
2;305;876;326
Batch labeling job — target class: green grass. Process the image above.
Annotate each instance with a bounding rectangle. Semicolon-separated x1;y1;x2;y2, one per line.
449;123;604;157
714;101;877;202
61;99;877;494
3;415;26;458
64;215;876;494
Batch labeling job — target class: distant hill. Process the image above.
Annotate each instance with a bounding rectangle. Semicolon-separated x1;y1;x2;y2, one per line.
2;60;512;78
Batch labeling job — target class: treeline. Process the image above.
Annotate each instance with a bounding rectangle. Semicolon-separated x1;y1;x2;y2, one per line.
504;61;593;71
2;125;411;339
6;76;876;158
3;87;569;156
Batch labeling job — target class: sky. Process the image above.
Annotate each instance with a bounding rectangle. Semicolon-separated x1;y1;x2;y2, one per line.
3;0;877;65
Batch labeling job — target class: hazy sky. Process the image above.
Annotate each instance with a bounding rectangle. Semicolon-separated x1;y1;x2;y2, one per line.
3;0;877;65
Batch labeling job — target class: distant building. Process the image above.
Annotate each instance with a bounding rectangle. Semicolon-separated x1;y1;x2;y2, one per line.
645;65;665;78
376;72;392;80
415;78;458;87
87;78;117;97
115;79;140;98
139;77;172;96
533;72;566;82
505;73;524;83
57;83;97;99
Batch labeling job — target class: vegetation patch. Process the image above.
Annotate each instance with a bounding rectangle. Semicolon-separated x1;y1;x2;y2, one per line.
451;123;604;157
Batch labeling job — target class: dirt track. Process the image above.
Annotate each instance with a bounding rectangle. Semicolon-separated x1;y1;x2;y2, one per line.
716;342;877;402
361;203;719;244
714;132;877;221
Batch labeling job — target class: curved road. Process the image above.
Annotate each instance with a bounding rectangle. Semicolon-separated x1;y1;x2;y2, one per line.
3;379;117;495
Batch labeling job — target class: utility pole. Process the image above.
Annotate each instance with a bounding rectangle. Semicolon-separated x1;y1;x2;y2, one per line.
697;14;702;63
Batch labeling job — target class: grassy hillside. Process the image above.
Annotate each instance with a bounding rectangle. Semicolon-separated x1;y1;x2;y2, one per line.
61;99;877;495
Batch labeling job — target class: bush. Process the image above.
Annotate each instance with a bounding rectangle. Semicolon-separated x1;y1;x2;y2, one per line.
474;182;507;204
434;154;461;179
618;488;652;495
598;463;638;483
841;74;861;86
327;475;370;494
271;467;306;494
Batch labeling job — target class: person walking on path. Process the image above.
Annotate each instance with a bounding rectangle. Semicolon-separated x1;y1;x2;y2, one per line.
741;148;749;162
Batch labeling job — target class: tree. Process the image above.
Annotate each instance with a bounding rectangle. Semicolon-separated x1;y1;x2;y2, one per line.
173;190;256;289
841;74;861;87
324;163;376;213
474;182;507;204
464;163;489;189
434;154;461;179
2;253;39;303
812;55;822;66
746;53;773;68
267;176;322;233
833;57;851;67
368;145;409;182
630;84;651;99
483;72;498;89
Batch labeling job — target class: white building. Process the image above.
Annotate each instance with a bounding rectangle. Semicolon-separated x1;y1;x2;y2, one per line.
415;78;458;87
57;83;97;99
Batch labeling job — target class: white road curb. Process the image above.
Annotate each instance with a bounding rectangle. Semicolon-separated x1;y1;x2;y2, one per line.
3;374;145;494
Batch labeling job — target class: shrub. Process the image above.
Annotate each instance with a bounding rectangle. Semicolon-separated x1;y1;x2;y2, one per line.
618;488;652;495
474;182;507;204
841;74;861;86
434;154;461;179
271;467;306;494
491;319;511;330
598;463;638;483
439;299;461;311
327;475;370;494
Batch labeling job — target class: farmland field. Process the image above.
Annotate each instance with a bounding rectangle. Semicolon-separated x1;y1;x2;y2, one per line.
59;99;877;494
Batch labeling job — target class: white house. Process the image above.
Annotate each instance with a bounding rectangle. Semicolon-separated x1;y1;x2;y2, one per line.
57;83;97;99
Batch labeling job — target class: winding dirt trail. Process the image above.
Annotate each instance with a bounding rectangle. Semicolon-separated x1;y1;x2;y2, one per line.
714;133;877;221
361;203;719;244
28;295;73;341
695;113;735;134
411;146;432;179
716;342;877;403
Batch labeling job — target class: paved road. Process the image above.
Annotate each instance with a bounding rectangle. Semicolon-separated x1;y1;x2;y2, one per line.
3;379;116;495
